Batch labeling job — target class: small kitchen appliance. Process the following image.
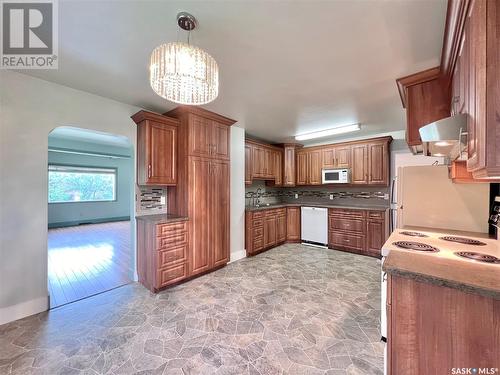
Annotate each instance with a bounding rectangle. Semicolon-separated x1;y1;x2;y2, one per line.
322;168;350;184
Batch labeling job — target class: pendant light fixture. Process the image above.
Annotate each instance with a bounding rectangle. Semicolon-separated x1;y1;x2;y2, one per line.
149;12;219;105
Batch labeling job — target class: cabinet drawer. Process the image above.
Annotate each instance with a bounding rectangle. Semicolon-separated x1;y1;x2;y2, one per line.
252;219;263;227
158;245;186;268
329;217;365;233
276;208;286;216
157;221;187;237
329;232;365;251
157;263;187;288
253;226;263;237
253;211;264;219
265;209;277;217
253;236;264;251
368;211;384;220
156;232;188;249
329;208;366;219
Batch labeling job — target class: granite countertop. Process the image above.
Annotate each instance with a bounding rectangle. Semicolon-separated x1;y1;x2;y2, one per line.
135;214;188;224
382;226;500;299
245;202;389;212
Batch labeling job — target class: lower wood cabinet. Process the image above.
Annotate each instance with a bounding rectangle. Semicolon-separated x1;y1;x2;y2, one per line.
246;207;298;256
328;208;388;258
136;219;189;292
387;275;500;374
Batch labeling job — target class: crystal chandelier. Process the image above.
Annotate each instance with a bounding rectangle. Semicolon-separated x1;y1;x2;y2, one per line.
149;12;219;105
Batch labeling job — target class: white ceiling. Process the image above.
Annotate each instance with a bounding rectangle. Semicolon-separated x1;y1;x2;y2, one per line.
23;0;447;145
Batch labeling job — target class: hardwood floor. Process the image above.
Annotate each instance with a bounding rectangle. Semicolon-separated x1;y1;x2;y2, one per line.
47;221;133;308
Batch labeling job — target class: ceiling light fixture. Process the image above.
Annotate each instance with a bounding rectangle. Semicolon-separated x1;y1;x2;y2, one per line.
149;12;219;105
295;123;361;141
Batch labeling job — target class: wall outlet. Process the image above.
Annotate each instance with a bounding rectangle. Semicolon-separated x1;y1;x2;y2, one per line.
384;193;389;200
294;193;299;199
160;196;166;205
329;194;334;200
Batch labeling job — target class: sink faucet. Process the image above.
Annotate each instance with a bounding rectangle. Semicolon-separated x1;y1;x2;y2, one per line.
255;188;262;206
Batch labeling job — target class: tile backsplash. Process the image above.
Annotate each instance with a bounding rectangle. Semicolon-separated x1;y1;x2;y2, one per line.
245;180;389;208
136;186;167;216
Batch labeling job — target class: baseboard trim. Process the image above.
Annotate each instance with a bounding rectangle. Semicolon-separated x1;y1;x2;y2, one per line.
229;249;246;263
0;296;49;325
48;216;130;229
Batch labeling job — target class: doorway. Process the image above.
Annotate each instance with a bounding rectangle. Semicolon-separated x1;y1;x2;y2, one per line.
47;127;134;308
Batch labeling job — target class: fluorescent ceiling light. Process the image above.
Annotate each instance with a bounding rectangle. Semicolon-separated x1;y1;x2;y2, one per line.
295;123;361;141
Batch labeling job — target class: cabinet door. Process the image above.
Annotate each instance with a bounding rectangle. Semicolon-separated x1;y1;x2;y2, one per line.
274;151;283;186
252;146;265;177
368;142;388;185
212;122;230;160
189;158;211;275
263;214;277;248
147;121;177;185
351;144;368;184
277;213;286;243
286;207;301;241
245;144;252;185
283;146;296;186
308;150;322;185
296;152;308;185
321;147;336;169
366;219;384;256
264;149;274;178
189;115;212;158
211;160;230;267
335;145;351;168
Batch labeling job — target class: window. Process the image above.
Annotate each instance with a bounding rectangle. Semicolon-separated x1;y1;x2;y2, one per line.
48;165;116;203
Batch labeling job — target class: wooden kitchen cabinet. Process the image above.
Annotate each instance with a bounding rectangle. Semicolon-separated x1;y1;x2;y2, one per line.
286;206;301;242
245;144;252;185
246;207;288;255
321;145;351;169
387;275;500;375
351;139;391;186
296;149;322;185
283;144;299;186
350;143;369;184
166;106;235;279
132;110;179;186
328;208;387;258
136;218;189;292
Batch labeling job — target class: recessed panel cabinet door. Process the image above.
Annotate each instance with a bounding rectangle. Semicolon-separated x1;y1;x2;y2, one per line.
368;142;388;185
189;158;211;275
286;207;301;241
212;160;230;267
366;219;384;255
321;147;336;169
335;145;351;168
212;122;230;160
263;215;277;248
252;147;265;178
148;121;177;185
296;152;308;185
245;144;252;185
351;144;368;184
189;115;212;157
308;150;322;185
277;213;286;243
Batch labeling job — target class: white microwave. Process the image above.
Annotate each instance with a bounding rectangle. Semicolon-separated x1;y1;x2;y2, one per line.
322;168;350;184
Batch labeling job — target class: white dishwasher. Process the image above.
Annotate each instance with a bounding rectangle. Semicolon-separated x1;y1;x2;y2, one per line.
301;207;328;246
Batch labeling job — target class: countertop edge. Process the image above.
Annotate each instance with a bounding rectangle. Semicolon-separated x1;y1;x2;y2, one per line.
135;214;189;224
245;203;389;212
383;262;500;300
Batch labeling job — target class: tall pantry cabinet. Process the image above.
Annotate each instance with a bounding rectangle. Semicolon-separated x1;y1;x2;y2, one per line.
165;107;236;276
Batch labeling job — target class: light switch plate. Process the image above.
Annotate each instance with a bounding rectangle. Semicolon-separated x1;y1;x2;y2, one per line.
160;196;166;205
329;194;334;200
294;193;298;199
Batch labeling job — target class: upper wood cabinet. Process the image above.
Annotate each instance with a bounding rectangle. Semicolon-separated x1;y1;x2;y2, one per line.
283;144;299;186
396;68;451;153
245;144;252;185
188;114;230;160
321;145;351;169
132;110;179;186
245;139;284;185
351;139;390;185
296;149;321;185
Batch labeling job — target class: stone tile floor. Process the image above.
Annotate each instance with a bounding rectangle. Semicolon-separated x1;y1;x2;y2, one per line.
0;244;383;375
